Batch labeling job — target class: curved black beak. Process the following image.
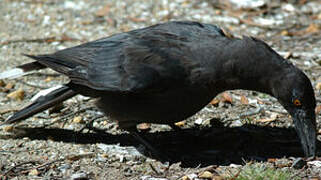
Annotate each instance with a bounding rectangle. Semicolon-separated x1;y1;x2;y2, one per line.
292;109;316;157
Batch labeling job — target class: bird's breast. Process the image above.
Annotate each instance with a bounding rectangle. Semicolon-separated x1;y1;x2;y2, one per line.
95;85;215;125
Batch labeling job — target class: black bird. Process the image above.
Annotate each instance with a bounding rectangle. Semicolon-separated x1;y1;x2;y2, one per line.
0;21;316;157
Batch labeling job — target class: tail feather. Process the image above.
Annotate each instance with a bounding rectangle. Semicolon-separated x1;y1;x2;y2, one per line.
1;85;77;125
0;61;45;79
22;54;74;75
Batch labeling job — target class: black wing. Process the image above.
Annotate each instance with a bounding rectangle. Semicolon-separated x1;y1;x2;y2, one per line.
26;21;226;93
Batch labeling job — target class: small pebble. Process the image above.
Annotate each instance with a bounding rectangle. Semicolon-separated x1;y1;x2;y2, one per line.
58;164;71;173
307;160;321;167
137;123;151;131
28;169;40;176
186;174;198;180
194;118;203;125
71;172;88;180
141;176;168;180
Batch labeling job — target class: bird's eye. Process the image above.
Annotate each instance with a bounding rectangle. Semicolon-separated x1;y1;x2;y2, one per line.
293;99;301;106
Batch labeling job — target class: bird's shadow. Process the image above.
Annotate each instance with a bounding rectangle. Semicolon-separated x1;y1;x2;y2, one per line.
2;119;321;167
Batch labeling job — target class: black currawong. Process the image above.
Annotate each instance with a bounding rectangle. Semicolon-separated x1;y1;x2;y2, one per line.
0;21;317;158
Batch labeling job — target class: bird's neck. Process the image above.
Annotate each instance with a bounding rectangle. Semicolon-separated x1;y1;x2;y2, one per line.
208;37;294;97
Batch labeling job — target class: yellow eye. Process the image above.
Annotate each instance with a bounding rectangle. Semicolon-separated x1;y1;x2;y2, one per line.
293;99;301;106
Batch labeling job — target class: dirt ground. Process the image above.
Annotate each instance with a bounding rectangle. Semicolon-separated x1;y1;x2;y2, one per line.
0;0;321;179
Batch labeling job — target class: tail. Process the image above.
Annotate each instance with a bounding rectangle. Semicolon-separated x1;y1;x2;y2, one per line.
0;53;75;80
22;54;74;75
1;84;77;125
0;61;46;79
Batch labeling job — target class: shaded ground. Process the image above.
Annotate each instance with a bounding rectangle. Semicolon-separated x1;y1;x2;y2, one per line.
0;0;321;179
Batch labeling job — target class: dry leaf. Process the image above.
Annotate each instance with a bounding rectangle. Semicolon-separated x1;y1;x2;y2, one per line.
137;123;151;131
174;121;185;127
101;153;109;158
210;98;220;106
95;4;110;17
129;17;146;22
281;30;289;36
44;37;56;43
308;178;320;180
3;125;14;132
316;82;321;90
213;176;225;180
288;23;320;36
102;120;108;126
283;52;292;59
73;116;84;124
221;28;234;38
61;34;75;42
268;158;277;163
316;105;321;115
256;113;278;123
67;153;95;161
7;89;25;101
0;80;5;87
240;95;249;105
257;98;264;104
47;136;55;141
44;76;53;82
5;82;14;89
222;92;232;103
305;23;319;34
276;163;290;168
198;171;213;179
181;176;190;180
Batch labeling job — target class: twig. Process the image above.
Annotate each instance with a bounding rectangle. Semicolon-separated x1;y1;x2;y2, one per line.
149;163;162;175
2;158;67;177
227;12;297;31
32;158;64;170
239;106;262;118
230;168;242;180
2;161;37;176
15;79;50;89
28;72;60;77
0;109;19;115
0;36;79;46
78;115;105;133
268;108;288;115
41;107;96;128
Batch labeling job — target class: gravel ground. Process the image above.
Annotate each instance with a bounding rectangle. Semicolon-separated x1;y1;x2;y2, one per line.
0;0;321;179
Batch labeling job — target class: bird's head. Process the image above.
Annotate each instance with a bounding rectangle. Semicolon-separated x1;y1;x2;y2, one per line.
271;67;317;157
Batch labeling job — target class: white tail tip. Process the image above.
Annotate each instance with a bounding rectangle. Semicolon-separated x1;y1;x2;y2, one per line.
0;68;27;79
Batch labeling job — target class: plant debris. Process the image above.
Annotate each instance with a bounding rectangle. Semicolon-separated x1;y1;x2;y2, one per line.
0;0;320;179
